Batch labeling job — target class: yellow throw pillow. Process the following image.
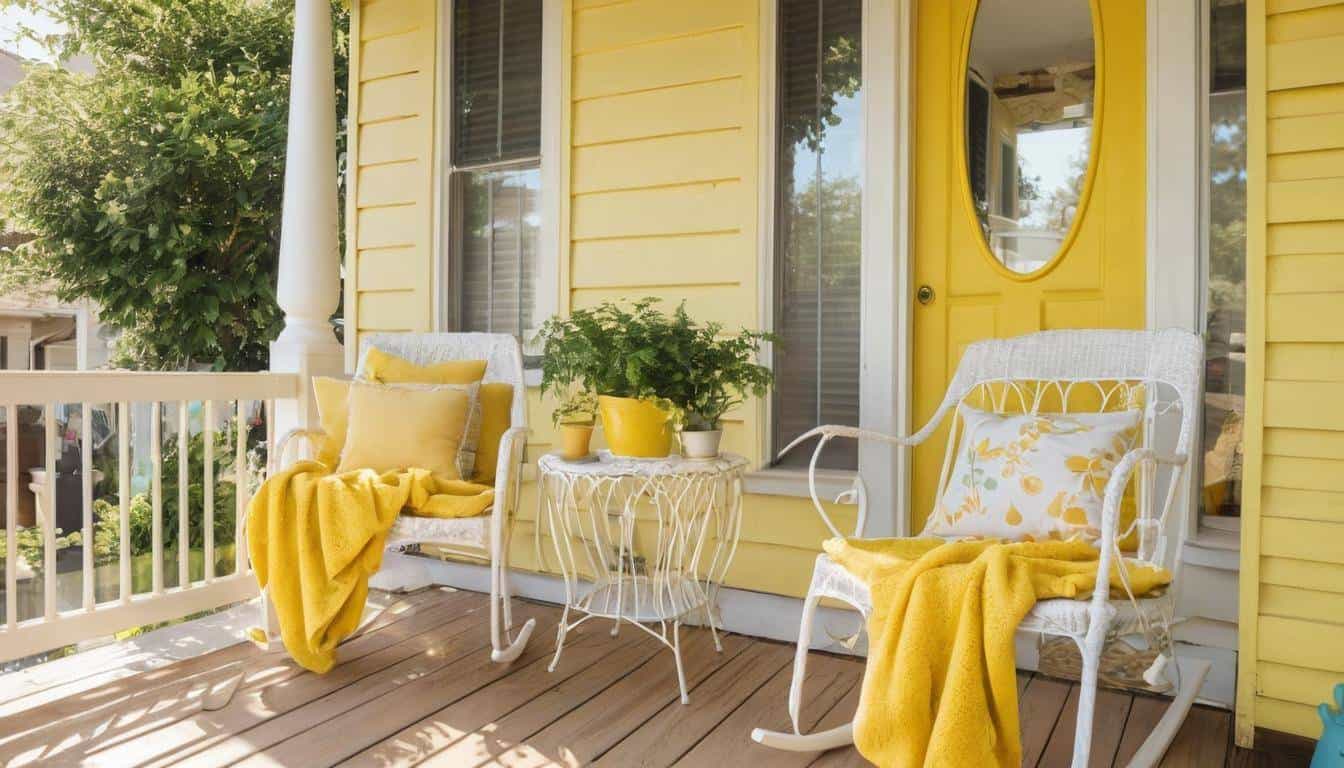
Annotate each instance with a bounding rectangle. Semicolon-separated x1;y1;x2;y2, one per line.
336;381;473;479
474;382;514;484
312;376;351;468
363;347;487;385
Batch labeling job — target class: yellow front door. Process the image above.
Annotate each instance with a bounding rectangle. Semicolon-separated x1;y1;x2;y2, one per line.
909;0;1148;533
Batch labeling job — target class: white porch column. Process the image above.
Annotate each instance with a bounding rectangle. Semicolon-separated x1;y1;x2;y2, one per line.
270;0;345;438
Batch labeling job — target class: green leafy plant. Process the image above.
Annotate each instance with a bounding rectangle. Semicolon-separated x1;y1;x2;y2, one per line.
0;0;349;371
0;526;81;572
535;298;775;430
683;322;775;431
90;422;262;563
551;389;598;427
536;298;697;412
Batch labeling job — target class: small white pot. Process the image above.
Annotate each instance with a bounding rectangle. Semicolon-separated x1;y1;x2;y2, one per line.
680;429;723;459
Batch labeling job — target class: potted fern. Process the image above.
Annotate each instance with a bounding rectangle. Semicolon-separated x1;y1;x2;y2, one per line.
537;299;695;458
680;322;775;458
537;298;776;460
551;389;597;460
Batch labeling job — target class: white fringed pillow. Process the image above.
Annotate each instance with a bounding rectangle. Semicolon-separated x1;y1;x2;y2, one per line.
923;405;1141;543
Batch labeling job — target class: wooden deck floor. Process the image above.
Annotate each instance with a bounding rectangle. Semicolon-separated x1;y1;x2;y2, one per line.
0;588;1294;767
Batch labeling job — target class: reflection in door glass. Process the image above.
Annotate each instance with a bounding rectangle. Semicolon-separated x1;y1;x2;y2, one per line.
965;0;1096;275
1201;0;1246;519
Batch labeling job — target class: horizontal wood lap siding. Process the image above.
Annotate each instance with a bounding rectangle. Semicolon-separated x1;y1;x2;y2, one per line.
567;0;760;455
1242;0;1344;744
346;0;438;369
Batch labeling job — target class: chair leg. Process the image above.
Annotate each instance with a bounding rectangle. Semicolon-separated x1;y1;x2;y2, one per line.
788;589;823;733
1071;623;1106;768
489;545;535;664
751;586;859;752
1124;657;1212;768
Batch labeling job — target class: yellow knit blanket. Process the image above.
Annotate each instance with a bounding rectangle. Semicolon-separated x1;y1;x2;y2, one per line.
824;537;1170;767
246;460;495;673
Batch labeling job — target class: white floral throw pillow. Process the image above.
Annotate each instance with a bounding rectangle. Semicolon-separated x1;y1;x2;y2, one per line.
923;405;1141;543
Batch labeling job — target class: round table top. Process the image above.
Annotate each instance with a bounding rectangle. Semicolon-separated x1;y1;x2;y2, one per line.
538;450;749;478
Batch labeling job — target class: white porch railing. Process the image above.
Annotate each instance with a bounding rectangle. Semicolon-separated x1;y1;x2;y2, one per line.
0;371;300;664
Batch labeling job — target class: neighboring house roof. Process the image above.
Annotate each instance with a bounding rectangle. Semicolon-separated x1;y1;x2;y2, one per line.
0;48;25;94
0;286;86;318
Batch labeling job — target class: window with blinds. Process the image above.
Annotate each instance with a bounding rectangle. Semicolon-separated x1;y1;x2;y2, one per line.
449;0;543;347
771;0;863;470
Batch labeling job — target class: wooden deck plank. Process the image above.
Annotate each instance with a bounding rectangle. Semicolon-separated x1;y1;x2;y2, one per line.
1159;705;1231;768
1113;693;1170;767
1018;675;1074;767
803;681;868;767
592;640;792;766
1;587;1281;768
401;625;664;767
474;628;752;767
674;651;862;768
1037;684;1133;768
337;618;658;767
0;589;465;768
78;592;503;768
229;601;563;767
0;589;441;730
154;600;554;767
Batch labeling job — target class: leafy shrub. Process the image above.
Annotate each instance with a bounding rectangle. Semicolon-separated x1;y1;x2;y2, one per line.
0;0;349;370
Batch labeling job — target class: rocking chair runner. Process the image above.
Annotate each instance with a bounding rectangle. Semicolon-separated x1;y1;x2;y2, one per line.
752;329;1212;768
268;332;535;664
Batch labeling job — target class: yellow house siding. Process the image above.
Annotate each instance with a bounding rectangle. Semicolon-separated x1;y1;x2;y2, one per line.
344;0;850;598
566;0;760;457
344;0;439;370
1240;0;1344;745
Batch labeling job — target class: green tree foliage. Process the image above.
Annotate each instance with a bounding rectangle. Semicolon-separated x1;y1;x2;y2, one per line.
0;0;348;370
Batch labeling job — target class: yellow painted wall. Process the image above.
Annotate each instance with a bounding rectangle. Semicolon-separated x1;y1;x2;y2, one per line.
1238;0;1344;746
344;0;439;372
346;0;854;598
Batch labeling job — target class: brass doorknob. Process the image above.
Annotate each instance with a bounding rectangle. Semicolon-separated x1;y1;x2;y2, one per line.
917;285;935;305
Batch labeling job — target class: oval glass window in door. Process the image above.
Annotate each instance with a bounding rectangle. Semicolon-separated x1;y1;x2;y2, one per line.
963;0;1097;276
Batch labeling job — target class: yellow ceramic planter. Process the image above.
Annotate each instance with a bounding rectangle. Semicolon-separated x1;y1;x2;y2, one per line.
597;395;673;458
558;423;594;460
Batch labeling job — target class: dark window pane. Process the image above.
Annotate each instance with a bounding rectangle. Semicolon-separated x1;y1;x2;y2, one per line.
501;0;542;158
456;166;541;341
773;0;863;471
1201;1;1246;520
453;0;542;165
454;0;501;165
1210;0;1246;93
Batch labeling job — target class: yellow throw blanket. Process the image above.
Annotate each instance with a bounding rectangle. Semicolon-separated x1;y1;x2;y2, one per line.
246;460;495;673
824;537;1170;768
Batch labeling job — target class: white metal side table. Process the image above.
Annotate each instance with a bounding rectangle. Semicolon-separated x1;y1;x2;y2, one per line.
536;450;748;703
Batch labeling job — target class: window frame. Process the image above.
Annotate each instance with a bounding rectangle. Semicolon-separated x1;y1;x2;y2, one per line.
435;0;562;383
748;0;907;538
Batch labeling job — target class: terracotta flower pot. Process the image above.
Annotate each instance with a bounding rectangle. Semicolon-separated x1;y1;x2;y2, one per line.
558;423;594;460
597;395;673;458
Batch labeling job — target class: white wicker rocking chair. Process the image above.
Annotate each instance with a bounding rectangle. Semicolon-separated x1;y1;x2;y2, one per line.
751;328;1212;768
270;332;535;664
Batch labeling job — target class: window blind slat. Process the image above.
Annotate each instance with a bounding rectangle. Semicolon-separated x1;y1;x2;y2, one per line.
453;0;542;166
